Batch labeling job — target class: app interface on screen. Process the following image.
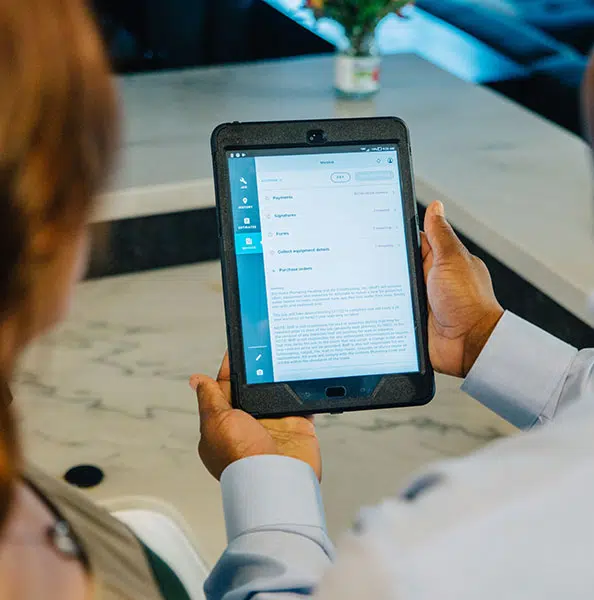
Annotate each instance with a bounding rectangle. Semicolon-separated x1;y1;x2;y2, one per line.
227;144;420;384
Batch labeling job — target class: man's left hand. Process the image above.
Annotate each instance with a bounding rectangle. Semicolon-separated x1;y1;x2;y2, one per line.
190;355;321;481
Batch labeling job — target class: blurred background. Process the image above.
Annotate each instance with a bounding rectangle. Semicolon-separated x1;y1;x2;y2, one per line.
91;0;594;136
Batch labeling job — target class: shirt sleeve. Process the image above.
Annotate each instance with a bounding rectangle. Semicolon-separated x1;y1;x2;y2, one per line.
204;455;334;600
461;311;579;429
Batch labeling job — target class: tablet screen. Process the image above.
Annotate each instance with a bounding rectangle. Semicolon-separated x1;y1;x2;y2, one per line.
227;144;420;384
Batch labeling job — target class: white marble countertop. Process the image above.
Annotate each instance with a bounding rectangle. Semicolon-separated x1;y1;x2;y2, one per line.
100;54;594;327
15;261;514;567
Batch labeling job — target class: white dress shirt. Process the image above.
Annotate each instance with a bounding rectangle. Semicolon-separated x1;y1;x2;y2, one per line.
205;312;594;599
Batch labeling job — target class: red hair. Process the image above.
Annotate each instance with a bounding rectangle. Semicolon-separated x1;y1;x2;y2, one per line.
0;0;119;527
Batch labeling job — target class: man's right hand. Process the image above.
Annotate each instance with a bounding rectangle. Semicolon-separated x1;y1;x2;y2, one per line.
422;201;504;378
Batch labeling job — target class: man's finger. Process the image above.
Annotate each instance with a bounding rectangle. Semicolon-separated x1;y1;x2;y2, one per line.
423;201;466;262
420;231;432;262
420;231;433;281
216;353;232;400
217;353;231;382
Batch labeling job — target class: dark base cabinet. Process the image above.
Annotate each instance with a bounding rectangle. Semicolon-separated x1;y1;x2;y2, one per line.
91;0;331;73
88;204;594;352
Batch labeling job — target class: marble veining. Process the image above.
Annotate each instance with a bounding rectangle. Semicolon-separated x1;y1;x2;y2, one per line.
317;413;503;443
15;261;515;566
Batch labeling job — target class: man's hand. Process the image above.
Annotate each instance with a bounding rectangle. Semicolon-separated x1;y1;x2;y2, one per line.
422;201;504;378
190;355;321;481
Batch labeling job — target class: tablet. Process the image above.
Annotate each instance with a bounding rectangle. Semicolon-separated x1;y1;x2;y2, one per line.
211;118;434;417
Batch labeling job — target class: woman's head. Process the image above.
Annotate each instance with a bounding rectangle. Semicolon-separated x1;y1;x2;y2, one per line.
0;0;119;524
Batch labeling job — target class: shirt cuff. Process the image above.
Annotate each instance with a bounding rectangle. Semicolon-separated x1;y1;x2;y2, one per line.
220;455;327;543
461;311;577;429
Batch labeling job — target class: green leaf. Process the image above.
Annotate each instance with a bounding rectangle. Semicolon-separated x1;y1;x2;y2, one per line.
304;0;412;31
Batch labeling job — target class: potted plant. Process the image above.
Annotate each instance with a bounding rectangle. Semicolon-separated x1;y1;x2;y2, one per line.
305;0;412;98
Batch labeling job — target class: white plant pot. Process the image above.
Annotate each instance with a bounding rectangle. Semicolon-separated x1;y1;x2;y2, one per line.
334;53;381;98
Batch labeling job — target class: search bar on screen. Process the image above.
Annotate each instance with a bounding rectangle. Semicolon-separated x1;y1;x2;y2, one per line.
355;171;395;182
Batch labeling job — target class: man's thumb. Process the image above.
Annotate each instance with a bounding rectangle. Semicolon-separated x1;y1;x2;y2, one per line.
423;201;465;262
190;374;231;420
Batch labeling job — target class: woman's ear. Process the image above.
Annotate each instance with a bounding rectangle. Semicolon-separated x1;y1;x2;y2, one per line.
581;52;594;147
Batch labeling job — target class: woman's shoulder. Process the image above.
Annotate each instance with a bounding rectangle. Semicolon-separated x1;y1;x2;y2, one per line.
24;464;190;600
